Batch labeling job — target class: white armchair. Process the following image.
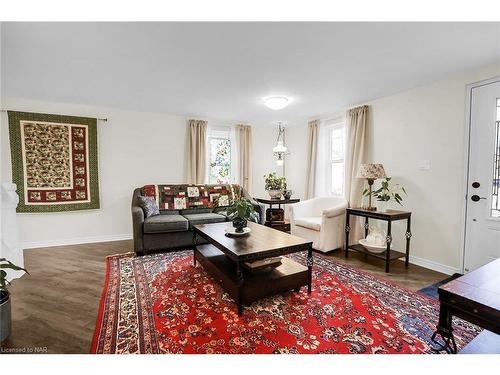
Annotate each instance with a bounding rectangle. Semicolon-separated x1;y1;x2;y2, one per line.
289;197;348;253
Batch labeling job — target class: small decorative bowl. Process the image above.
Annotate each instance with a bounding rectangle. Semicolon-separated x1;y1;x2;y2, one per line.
359;239;388;253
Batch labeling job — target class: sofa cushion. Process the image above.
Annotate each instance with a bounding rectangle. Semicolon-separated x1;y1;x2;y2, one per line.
294;217;322;231
137;195;160;218
143;214;189;234
180;208;213;215
182;213;227;229
159;210;180;215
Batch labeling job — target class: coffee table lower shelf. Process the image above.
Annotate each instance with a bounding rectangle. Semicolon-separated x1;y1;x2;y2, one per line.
194;244;309;313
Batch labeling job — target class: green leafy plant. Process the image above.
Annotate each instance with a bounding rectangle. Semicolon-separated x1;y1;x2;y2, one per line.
363;177;407;205
227;198;257;221
264;172;287;190
0;258;28;294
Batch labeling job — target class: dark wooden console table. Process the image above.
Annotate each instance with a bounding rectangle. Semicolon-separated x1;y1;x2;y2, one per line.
431;258;500;354
255;197;300;232
344;208;412;273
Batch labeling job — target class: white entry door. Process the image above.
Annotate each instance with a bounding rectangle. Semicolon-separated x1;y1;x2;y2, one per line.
464;79;500;272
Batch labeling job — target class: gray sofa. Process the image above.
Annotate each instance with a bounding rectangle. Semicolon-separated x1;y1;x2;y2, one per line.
132;184;263;255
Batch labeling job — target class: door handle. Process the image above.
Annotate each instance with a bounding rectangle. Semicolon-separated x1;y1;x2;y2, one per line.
471;195;486;202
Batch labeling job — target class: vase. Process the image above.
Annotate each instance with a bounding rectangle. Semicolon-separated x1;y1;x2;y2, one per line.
232;217;247;233
377;200;389;213
267;190;282;199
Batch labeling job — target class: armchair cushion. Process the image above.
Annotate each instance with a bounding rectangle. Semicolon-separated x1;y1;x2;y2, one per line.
294;217;322;231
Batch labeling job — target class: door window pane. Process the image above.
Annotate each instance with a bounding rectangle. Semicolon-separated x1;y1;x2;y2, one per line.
492;98;500;217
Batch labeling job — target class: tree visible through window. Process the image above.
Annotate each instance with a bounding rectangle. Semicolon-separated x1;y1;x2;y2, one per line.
209;130;231;184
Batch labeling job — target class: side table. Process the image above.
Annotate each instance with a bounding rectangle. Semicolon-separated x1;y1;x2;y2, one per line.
344;208;412;273
255;197;300;232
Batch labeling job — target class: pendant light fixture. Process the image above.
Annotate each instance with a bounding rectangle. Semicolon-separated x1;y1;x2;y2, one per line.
273;122;287;166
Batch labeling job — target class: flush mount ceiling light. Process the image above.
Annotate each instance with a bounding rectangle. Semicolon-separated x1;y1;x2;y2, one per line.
264;96;290;110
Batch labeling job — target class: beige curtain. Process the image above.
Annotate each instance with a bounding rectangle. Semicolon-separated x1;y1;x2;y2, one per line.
345;105;368;244
305;120;319;200
186;119;207;184
235;124;253;194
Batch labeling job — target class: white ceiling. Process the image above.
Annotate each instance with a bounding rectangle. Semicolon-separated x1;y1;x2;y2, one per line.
2;22;500;124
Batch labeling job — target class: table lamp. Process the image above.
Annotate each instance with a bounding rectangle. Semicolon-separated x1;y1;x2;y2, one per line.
356;163;386;211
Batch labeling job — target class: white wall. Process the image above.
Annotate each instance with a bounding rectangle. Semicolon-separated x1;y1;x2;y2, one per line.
251;125;279;199
284;125;308;201
0;98;279;248
0;98;188;248
364;63;500;274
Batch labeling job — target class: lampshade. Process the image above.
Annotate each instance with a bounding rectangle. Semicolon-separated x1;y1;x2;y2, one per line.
356;164;386;179
273;141;287;153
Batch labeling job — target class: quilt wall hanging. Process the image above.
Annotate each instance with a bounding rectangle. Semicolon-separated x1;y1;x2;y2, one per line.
8;111;100;212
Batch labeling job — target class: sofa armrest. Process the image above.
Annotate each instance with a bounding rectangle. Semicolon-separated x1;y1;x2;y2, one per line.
131;188;145;254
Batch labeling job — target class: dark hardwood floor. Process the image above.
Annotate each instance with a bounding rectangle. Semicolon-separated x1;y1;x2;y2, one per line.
0;239;447;354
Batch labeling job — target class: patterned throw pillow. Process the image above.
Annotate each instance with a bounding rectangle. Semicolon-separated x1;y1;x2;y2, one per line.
137;196;160;218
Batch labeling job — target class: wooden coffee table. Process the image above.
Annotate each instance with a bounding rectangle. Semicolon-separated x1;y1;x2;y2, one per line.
193;221;313;315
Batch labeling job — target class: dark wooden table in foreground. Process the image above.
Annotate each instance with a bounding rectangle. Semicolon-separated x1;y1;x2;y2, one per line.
193;221;313;315
431;258;500;353
345;208;412;273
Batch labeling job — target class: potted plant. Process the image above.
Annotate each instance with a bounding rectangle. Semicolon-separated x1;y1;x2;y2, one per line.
1;258;28;342
227;198;257;233
363;176;407;211
264;172;287;199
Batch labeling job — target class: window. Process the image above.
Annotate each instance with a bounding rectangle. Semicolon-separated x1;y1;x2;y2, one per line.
208;128;232;184
327;122;346;196
315;118;346;197
492;98;500;218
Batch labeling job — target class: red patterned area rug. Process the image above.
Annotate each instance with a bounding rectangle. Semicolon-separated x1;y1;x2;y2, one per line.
91;251;479;354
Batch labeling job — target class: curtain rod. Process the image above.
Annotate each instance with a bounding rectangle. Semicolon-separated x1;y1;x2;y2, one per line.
0;109;107;122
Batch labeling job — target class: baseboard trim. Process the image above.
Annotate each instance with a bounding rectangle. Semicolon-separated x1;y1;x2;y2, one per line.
22;236;461;275
407;255;461;276
22;233;133;250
